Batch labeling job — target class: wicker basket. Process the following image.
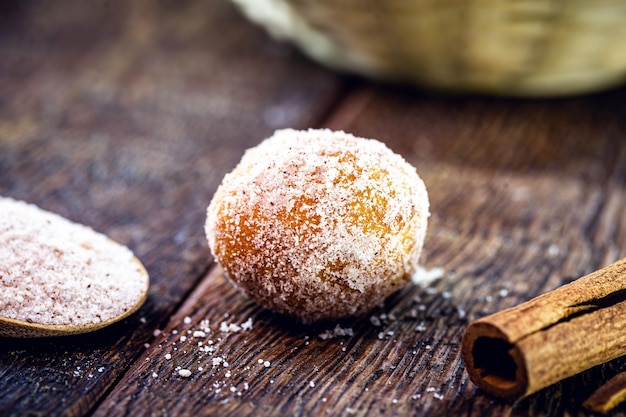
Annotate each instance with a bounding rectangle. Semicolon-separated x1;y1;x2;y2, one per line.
231;0;626;96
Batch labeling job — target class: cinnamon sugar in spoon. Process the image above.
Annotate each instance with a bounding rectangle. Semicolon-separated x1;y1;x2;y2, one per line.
0;197;149;338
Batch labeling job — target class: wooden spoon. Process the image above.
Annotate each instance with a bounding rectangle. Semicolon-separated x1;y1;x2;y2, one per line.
0;197;151;338
0;259;149;338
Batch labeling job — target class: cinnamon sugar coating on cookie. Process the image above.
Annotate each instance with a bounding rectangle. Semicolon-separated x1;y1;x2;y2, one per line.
205;129;429;323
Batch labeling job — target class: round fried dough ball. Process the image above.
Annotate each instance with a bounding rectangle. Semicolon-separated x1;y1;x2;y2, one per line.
205;129;429;323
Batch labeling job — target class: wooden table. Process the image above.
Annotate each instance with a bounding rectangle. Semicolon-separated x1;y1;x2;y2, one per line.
2;1;625;416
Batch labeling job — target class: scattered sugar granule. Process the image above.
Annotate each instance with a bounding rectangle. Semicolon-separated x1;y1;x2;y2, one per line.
309;381;315;388
224;318;251;333
264;361;271;368
193;330;207;338
335;325;353;337
165;354;172;360
548;244;560;257
499;289;509;298
415;322;427;332
200;319;210;333
178;369;192;378
412;266;445;286
212;357;223;367
370;316;382;327
152;372;158;378
241;317;253;330
318;324;354;340
220;321;242;333
183;316;192;324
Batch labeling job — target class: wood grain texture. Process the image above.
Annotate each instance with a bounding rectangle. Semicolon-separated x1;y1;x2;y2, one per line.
95;266;473;417
0;1;343;416
94;85;626;416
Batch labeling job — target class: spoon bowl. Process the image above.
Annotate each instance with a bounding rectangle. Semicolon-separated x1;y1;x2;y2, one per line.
0;197;151;338
0;258;149;338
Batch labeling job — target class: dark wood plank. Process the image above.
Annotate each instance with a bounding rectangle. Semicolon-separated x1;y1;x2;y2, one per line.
0;1;344;416
95;83;626;416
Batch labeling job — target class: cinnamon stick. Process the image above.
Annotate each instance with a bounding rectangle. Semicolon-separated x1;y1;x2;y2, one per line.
583;372;626;414
462;257;626;400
